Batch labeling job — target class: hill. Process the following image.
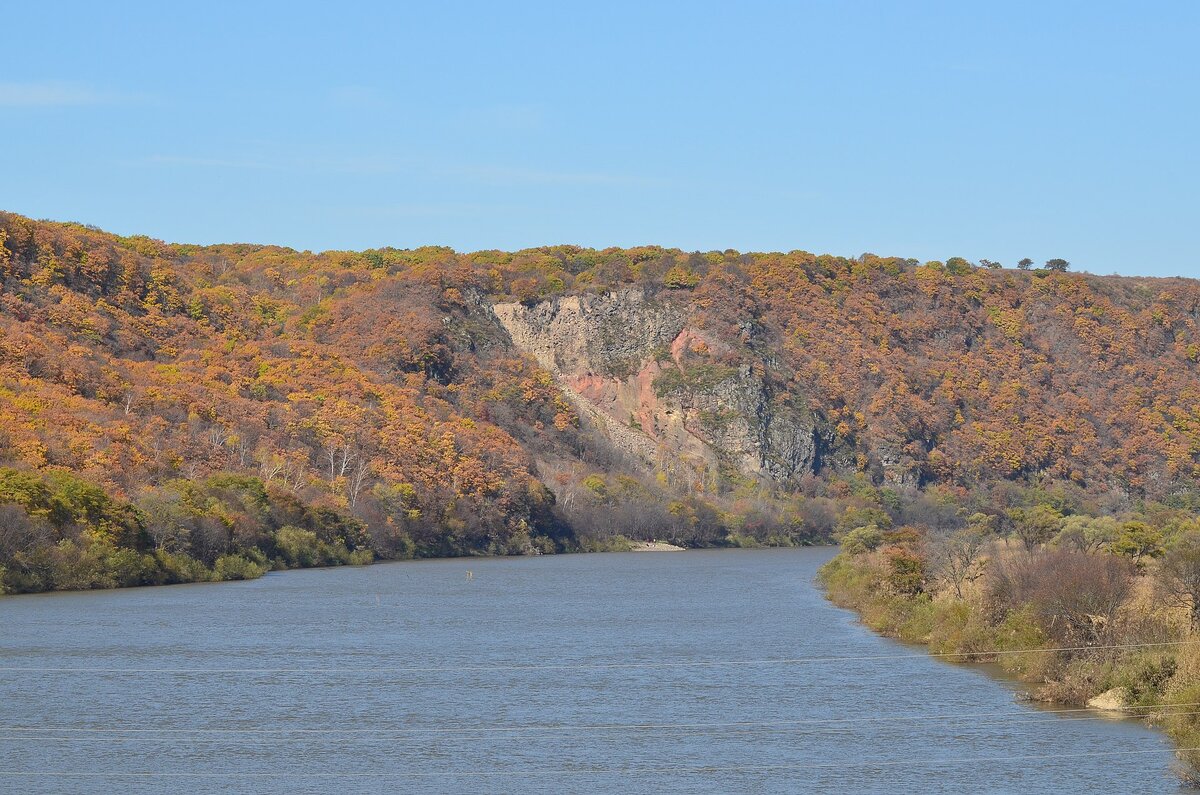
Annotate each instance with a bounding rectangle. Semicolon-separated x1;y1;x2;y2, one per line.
1;211;1198;591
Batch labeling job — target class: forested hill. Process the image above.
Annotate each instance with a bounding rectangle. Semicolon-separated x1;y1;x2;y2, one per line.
1;211;1199;592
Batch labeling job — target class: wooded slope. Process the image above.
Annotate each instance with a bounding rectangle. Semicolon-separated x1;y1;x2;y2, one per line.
1;211;1197;590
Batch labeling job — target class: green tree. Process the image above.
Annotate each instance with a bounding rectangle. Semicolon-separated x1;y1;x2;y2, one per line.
1111;521;1164;565
274;525;320;567
662;265;701;289
1008;504;1063;551
1053;515;1119;553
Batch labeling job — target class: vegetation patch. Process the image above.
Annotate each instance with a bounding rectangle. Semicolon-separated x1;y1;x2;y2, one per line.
652;363;738;398
820;517;1200;781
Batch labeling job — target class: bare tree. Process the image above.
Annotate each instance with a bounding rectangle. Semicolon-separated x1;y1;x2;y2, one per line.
929;526;989;598
206;423;232;450
233;432;256;468
278;452;308;493
1158;532;1200;628
258;453;285;484
987;550;1134;645
347;460;371;510
0;505;53;562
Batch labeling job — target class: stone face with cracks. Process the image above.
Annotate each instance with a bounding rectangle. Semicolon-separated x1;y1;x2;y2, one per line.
492;289;823;489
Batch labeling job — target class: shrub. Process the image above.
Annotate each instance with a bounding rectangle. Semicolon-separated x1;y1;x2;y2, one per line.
37;539;113;591
213;554;267;581
725;533;764;549
986;549;1134;645
578;534;634;553
102;546;157;588
991;605;1053;679
884;545;925;595
154;550;213;584
347;548;374;566
1109;651;1178;706
274;525;321;568
841;525;883;555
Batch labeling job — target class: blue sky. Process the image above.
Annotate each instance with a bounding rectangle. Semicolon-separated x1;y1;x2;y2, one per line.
1;1;1197;277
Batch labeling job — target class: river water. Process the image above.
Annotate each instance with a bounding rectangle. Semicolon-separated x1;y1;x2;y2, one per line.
0;547;1187;793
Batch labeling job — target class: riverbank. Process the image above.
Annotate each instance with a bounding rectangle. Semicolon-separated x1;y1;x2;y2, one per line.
0;531;714;597
818;548;1200;784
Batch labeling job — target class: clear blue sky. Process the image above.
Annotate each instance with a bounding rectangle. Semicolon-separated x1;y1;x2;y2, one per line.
2;1;1197;277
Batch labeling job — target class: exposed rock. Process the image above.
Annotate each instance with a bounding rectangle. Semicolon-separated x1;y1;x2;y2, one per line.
1087;687;1130;711
493;288;685;379
494;290;703;474
492;289;827;489
628;540;687;552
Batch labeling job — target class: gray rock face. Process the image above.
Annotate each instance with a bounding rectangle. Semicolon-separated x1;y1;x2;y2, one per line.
493;289;827;488
493;288;686;379
666;362;819;481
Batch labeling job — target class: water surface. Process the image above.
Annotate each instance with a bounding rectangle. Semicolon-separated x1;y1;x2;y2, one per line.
0;548;1186;793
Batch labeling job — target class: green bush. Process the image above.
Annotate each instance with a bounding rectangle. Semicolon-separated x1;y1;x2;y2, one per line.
102;547;157;588
154;550;213;584
885;547;925;595
274;525;321;568
213;554;267;581
840;525;883;555
37;539;113;591
652;363;737;397
1109;651;1177;706
578;534;634;553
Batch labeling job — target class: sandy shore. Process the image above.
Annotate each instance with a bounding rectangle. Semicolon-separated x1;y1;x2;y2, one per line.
628;540;687;552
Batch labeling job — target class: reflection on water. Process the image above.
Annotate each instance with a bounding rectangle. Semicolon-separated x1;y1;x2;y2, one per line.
0;548;1187;794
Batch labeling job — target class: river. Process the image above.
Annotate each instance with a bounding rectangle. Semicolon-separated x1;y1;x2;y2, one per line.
0;547;1187;793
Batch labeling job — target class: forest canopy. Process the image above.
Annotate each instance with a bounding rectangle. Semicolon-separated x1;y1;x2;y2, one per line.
1;211;1198;592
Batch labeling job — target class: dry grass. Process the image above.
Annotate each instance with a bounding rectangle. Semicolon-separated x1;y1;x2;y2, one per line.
819;547;1200;780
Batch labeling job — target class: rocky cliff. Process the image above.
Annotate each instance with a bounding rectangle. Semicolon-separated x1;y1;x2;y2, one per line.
494;288;832;491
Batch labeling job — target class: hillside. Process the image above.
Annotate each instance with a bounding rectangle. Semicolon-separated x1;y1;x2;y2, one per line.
1;211;1199;592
